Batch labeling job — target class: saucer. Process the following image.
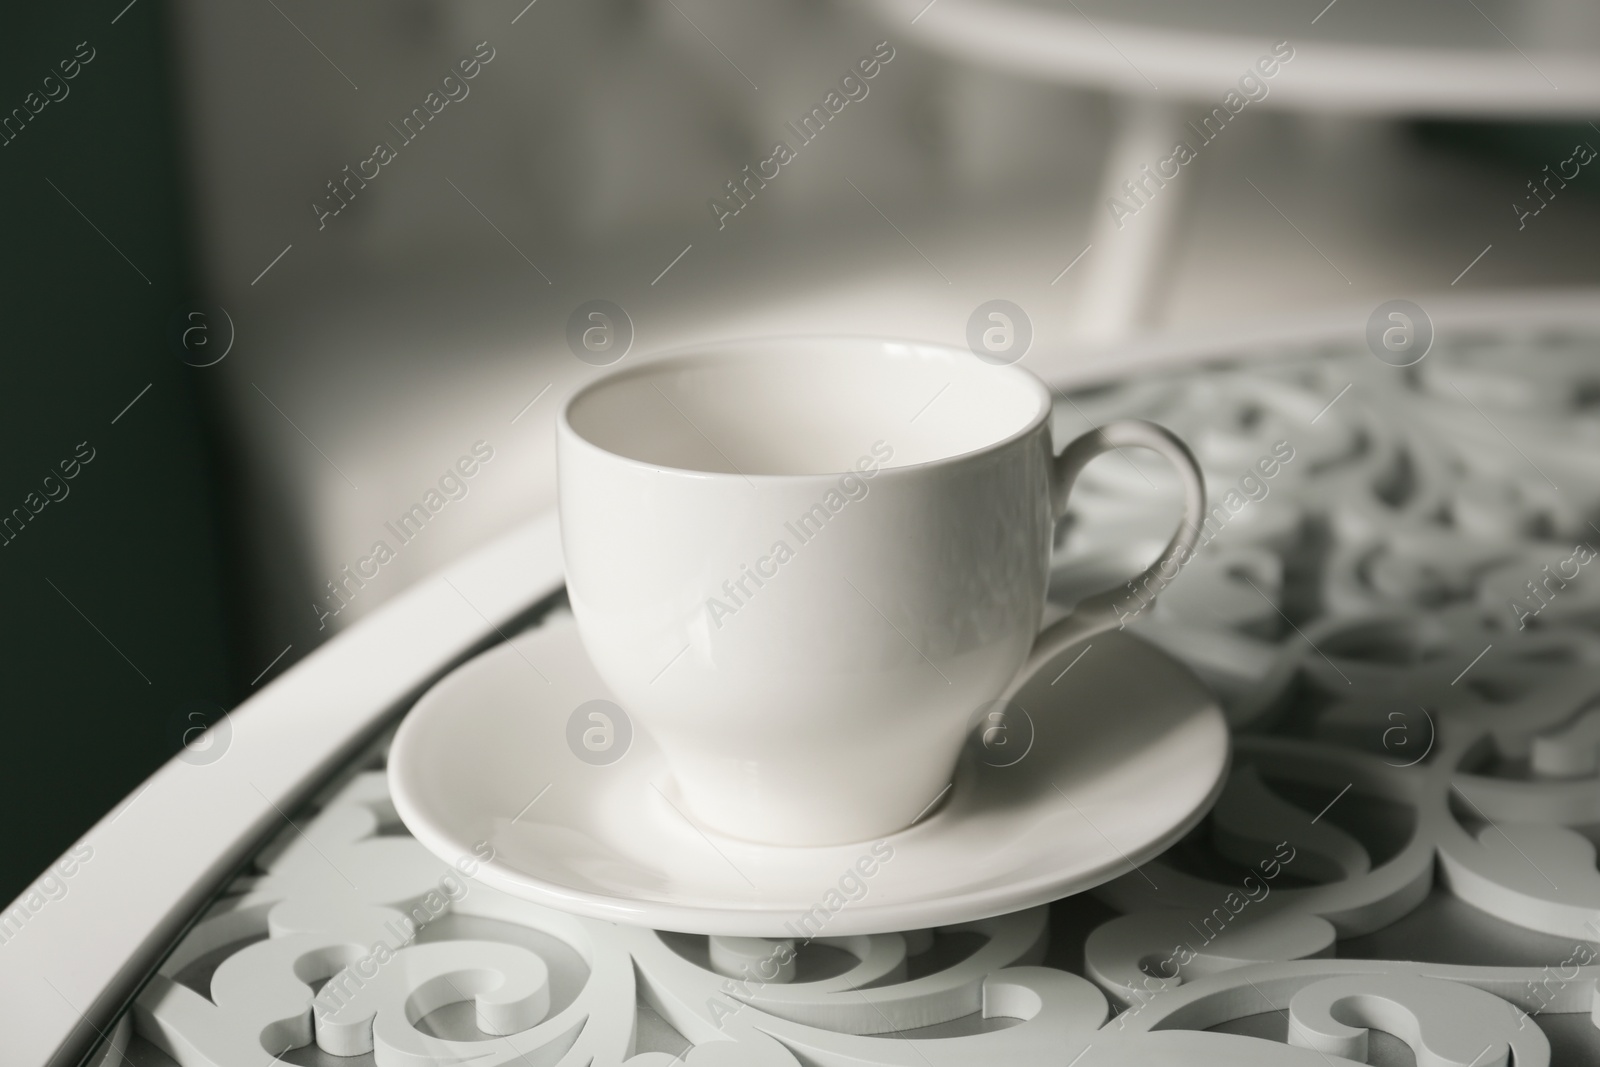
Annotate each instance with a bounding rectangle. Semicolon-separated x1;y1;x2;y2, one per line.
389;616;1228;935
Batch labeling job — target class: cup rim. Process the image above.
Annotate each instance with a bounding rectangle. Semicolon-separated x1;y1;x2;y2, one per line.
557;335;1054;482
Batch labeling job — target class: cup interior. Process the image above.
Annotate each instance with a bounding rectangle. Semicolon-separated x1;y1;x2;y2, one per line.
564;339;1049;476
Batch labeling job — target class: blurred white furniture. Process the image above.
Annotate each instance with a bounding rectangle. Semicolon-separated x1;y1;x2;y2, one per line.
873;0;1600;336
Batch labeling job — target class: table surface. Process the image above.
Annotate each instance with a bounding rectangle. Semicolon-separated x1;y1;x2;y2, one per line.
873;0;1600;113
86;306;1600;1066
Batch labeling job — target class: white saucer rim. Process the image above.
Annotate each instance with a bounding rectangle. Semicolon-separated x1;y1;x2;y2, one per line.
388;624;1230;936
393;739;1230;934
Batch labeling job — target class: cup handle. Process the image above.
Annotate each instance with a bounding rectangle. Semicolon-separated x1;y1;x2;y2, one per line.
1001;419;1207;699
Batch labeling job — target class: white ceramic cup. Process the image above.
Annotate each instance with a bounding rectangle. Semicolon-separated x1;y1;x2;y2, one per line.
558;338;1205;847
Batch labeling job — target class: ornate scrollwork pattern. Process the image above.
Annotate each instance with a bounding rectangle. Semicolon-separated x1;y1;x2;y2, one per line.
116;334;1600;1064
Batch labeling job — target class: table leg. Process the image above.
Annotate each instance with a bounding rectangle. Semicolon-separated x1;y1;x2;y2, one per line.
1073;98;1190;340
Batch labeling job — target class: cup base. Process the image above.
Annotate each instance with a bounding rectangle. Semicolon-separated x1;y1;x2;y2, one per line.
649;730;971;848
655;765;962;849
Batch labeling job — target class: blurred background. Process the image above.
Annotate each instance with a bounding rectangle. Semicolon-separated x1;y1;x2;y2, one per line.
3;0;1598;904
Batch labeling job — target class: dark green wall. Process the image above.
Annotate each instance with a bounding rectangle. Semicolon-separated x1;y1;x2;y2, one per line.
0;2;237;905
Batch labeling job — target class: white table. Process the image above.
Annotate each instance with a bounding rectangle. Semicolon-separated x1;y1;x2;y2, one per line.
872;0;1600;336
10;290;1600;1066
